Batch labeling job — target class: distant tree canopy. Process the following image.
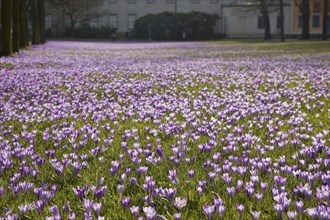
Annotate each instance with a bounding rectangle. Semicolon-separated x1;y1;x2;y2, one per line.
133;12;219;41
47;0;105;38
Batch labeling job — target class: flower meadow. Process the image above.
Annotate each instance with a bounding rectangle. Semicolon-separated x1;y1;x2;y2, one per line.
0;41;329;220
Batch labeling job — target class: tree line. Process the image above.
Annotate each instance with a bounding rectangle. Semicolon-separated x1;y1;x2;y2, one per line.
247;0;328;41
1;0;46;56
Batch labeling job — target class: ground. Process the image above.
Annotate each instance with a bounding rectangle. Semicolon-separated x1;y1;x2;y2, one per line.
0;41;329;219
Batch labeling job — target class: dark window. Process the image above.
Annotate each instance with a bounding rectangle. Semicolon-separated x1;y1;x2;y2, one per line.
45;14;53;30
298;15;303;28
128;14;137;30
109;14;117;29
328;16;330;33
276;16;281;29
312;15;320;28
258;16;264;29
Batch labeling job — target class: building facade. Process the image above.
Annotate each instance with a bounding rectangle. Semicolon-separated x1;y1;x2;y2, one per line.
45;0;330;39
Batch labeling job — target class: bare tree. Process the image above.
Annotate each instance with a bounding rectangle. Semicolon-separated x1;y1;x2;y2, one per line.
31;0;41;44
322;0;328;40
47;0;105;38
19;0;30;48
13;0;20;53
1;0;13;56
30;0;46;45
279;0;285;41
295;0;310;39
240;0;277;40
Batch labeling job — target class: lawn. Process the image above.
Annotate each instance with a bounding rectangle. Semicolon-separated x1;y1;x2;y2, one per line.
0;41;329;219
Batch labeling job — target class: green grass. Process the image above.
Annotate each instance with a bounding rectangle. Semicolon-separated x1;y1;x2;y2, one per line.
0;41;329;219
215;40;330;53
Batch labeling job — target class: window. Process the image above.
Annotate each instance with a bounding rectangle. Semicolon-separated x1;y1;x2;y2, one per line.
298;15;303;28
191;0;200;3
312;15;320;28
257;16;264;29
109;14;117;29
90;17;98;28
128;14;136;30
313;1;321;13
45;14;53;30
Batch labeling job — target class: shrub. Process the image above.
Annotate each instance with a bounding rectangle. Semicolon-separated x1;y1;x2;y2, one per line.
133;11;219;41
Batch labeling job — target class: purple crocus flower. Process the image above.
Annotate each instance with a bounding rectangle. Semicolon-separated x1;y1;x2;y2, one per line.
130;206;140;218
305;208;318;220
19;204;33;216
95;186;108;199
118;184;124;194
145;195;152;206
163;188;176;201
213;198;224;208
227;187;235;199
217;205;226;219
93;202;103;216
203;205;215;220
168;169;179;184
251;210;261;220
188;170;195;179
287;211;297;220
174;213;181;220
35;200;46;214
143;206;157;220
237;204;244;219
50;205;62;220
274;204;283;218
172;197;187;210
121;197;131;208
296;200;304;213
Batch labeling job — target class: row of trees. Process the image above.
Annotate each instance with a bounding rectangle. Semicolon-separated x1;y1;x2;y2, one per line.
1;0;46;56
295;0;329;40
247;0;328;41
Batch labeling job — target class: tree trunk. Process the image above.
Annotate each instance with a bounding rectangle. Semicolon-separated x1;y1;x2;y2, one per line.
322;0;328;40
12;0;20;53
263;12;272;40
32;0;41;44
38;0;46;43
302;0;310;39
70;20;75;38
1;0;13;56
19;0;29;48
279;0;285;41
